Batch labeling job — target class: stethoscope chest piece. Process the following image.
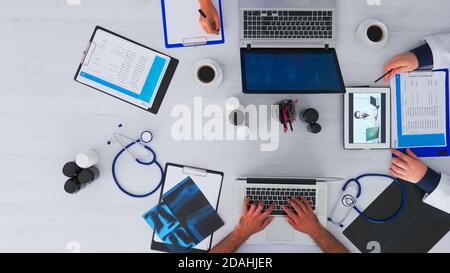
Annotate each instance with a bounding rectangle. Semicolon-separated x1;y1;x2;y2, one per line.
342;194;356;207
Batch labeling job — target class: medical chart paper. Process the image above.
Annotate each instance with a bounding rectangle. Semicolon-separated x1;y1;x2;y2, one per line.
161;0;224;47
392;72;447;148
77;29;170;109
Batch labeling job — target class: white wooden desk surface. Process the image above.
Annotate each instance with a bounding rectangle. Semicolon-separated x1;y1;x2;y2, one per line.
1;0;449;253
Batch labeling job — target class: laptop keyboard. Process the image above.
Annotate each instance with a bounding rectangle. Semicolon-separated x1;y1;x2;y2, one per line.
246;187;316;216
243;10;333;40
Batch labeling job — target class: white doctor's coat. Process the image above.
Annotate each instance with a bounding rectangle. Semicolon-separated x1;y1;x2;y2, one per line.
421;33;450;214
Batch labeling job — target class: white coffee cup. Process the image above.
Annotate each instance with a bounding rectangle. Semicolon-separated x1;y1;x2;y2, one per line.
356;19;389;51
193;59;223;90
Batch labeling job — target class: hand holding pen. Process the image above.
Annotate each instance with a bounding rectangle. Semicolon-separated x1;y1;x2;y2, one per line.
199;0;220;34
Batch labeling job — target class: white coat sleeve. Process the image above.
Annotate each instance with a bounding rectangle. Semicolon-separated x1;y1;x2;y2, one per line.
423;173;450;214
425;33;450;69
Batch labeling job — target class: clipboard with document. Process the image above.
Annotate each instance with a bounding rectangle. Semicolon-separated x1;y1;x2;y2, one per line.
74;26;179;114
160;0;225;48
390;69;450;157
149;163;224;253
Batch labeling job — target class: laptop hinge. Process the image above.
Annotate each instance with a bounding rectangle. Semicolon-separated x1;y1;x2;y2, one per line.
247;44;251;50
325;44;329;50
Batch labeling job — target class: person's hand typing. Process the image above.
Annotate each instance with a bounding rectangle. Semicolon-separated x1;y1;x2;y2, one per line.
282;197;324;238
383;52;419;83
233;198;275;240
199;0;220;34
389;148;428;183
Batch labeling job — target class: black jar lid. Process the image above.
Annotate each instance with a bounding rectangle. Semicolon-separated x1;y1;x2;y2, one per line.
308;123;322;134
64;178;81;194
303;109;320;124
62;162;81;177
78;169;95;184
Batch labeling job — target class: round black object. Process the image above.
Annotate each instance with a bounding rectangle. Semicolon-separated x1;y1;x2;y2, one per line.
62;162;81;177
197;65;216;84
308;123;322;134
78;167;99;184
367;25;383;42
64;178;82;194
302;108;320;124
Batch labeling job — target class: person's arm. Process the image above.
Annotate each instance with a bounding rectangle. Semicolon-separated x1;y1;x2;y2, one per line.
382;43;434;83
389;149;450;213
410;43;434;68
198;0;220;34
209;199;275;253
282;197;349;253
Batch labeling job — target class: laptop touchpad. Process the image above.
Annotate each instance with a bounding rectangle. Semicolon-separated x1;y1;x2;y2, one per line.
266;218;294;241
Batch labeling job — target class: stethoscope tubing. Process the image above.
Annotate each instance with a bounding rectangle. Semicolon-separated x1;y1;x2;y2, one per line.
329;173;407;227
111;139;163;198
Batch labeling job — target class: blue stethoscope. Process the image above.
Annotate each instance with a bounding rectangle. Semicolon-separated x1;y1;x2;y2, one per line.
328;174;407;227
109;126;164;198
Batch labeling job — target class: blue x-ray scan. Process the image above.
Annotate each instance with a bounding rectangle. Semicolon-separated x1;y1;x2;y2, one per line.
143;177;224;252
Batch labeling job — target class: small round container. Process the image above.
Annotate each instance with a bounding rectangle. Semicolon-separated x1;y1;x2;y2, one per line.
301;108;320;124
62;162;82;178
64;178;85;194
76;150;99;169
78;167;100;184
308;123;322;134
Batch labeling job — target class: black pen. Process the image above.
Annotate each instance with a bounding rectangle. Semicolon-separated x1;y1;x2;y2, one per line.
198;9;207;18
374;69;393;83
198;9;218;33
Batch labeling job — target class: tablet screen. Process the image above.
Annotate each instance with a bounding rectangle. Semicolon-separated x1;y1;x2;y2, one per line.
349;93;387;144
76;28;171;109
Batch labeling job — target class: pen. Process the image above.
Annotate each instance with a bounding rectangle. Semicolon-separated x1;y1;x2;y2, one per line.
198;9;207;18
374;69;393;83
198;9;218;32
287;107;293;132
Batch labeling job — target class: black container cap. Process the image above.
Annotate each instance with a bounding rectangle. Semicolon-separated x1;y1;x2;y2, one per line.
62;162;81;177
78;169;95;184
64;178;81;194
302;109;320;124
308;123;322;134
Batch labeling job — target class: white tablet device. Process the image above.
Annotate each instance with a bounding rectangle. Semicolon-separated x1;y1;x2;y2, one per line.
344;87;391;150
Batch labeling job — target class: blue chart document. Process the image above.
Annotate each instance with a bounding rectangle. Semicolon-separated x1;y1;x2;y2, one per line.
391;70;449;150
144;177;224;253
75;27;178;114
146;163;224;253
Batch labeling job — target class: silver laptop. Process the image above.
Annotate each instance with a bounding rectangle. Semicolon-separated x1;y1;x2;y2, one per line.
235;177;338;245
240;0;337;48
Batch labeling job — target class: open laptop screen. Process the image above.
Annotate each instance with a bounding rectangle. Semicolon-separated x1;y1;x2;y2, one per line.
241;48;345;94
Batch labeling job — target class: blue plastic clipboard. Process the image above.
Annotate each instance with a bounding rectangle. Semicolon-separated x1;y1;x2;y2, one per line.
396;69;450;157
160;0;225;48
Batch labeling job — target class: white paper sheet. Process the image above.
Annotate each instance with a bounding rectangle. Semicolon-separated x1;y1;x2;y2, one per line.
391;71;448;148
163;0;224;46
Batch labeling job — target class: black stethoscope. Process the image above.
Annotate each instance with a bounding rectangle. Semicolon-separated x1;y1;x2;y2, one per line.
328;173;407;227
109;126;164;198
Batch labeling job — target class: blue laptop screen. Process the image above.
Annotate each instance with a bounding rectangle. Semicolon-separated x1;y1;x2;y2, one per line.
241;49;345;93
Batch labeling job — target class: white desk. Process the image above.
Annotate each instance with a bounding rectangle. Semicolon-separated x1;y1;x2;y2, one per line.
0;0;449;253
